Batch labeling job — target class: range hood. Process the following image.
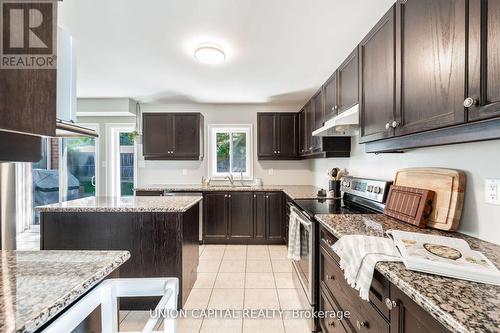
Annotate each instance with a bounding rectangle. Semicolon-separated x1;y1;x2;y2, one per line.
56;119;98;137
312;104;359;137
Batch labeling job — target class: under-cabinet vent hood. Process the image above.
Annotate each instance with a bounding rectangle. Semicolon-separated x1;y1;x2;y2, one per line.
56;119;98;137
312;104;359;137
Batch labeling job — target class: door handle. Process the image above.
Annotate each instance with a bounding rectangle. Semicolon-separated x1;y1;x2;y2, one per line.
91;176;95;187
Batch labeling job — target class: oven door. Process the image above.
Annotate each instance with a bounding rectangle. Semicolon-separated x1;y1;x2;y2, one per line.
289;207;313;303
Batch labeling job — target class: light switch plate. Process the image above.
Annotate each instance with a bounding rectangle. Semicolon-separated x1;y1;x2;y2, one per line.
182;169;188;176
268;168;274;176
485;179;500;205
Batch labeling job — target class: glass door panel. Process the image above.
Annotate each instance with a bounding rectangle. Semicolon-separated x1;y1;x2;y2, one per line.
63;136;97;200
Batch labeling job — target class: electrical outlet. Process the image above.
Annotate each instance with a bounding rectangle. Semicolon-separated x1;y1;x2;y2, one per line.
268;168;274;176
182;169;188;176
485;179;500;205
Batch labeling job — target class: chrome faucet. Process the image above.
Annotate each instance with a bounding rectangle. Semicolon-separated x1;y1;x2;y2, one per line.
225;173;235;187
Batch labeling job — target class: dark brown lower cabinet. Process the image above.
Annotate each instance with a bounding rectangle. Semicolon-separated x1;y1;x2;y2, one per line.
204;192;228;240
319;226;451;333
390;285;449;333
254;192;267;241
228;192;253;241
266;192;284;241
203;191;285;244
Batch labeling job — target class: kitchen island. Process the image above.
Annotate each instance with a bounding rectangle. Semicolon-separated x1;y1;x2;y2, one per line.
0;250;129;333
37;196;202;309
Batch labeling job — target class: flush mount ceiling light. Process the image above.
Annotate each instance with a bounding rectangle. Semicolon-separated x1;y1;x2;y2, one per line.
194;44;225;65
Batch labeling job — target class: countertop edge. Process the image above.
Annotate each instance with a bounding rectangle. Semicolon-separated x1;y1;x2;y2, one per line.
24;251;130;333
316;217;470;333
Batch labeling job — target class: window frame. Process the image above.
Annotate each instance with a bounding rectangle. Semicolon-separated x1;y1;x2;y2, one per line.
208;124;253;180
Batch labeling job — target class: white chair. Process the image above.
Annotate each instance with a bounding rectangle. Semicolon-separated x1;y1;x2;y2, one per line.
42;277;178;333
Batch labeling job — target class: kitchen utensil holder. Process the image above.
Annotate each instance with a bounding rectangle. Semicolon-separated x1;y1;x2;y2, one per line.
329;180;341;198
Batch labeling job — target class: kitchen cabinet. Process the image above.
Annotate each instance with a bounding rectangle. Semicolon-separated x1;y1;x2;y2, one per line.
257;113;298;160
203;191;285;244
298;110;308;155
228;192;253;241
394;0;467;136
312;90;324;152
359;5;397;143
305;102;314;153
337;47;359;114
319;226;449;333
266;192;284;241
467;0;500;121
390;285;449;333
253;192;267;241
323;72;338;121
142;113;204;160
203;193;228;240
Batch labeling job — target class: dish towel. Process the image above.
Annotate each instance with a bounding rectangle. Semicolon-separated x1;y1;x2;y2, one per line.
331;235;402;301
287;210;301;261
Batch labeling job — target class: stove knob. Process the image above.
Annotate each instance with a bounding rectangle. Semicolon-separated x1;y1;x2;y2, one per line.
374;187;381;194
344;182;350;188
367;185;373;192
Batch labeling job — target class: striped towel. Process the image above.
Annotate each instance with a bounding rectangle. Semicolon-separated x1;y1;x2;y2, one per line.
331;234;402;301
287;210;301;261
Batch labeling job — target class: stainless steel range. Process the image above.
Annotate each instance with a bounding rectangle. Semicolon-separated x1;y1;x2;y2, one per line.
287;176;392;332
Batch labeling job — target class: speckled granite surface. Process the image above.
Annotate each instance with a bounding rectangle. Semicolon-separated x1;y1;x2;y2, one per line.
315;214;500;333
36;195;202;213
0;250;129;333
134;184;329;200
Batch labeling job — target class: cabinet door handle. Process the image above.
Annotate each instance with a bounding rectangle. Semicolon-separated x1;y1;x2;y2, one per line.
385;298;399;310
224;194;228;198
356;320;369;330
391;121;400;128
228;194;232;198
254;194;256;198
464;97;478;108
277;151;281;154
385;122;390;130
325;274;335;281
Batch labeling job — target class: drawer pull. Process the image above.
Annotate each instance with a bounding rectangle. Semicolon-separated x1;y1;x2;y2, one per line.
325;274;335;281
356;320;369;330
322;238;334;246
328;320;336;327
384;298;399;310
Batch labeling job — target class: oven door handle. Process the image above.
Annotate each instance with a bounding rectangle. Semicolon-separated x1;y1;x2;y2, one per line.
297;216;312;229
290;206;311;223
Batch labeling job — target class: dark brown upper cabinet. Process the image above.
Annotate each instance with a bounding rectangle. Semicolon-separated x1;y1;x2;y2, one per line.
305;101;314;153
337;47;359;114
323;72;338;121
359;5;397;143
312;90;324;152
142;113;204;160
394;0;467;136
257;113;298;160
298;110;307;155
467;0;500;121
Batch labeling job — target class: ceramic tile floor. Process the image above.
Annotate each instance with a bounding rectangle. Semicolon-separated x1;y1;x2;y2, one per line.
120;244;310;332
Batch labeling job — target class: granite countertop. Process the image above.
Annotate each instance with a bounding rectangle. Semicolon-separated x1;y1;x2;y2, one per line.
36;195;203;213
134;184;329;200
315;213;500;333
0;250;129;333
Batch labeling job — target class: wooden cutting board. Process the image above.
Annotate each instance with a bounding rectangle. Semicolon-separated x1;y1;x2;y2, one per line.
384;185;435;228
393;168;466;231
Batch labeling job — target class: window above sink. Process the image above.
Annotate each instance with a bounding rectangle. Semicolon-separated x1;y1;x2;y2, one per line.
208;124;253;180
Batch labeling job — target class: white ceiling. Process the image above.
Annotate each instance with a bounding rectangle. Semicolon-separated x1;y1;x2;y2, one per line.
58;0;395;105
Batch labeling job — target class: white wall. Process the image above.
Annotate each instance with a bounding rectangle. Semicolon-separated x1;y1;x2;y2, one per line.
136;103;315;186
312;136;500;244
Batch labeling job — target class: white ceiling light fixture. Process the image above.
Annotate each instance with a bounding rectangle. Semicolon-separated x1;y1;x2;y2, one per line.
194;44;225;65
